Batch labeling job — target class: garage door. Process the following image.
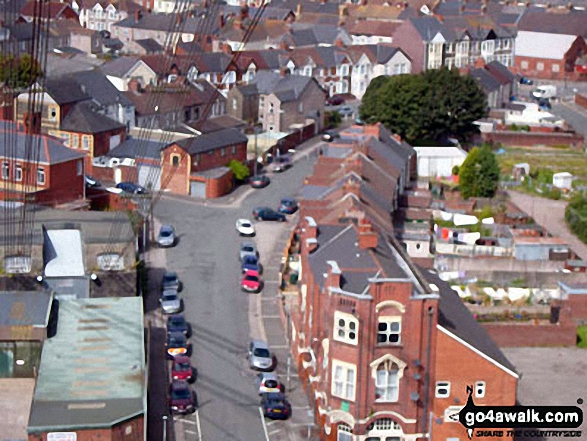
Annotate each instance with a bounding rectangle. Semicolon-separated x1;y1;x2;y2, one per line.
138;165;161;191
190;181;206;198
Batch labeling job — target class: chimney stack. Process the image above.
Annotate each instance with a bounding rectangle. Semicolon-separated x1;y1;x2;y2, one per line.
219;12;225;28
363;122;382;138
342;177;360;197
358;218;378;249
135;10;143;23
128;78;141;93
326;261;341;289
303;216;318;254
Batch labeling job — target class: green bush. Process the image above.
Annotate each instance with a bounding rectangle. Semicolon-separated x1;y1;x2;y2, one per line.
566;195;587;244
228;159;250;181
578;326;587;348
452;165;460;176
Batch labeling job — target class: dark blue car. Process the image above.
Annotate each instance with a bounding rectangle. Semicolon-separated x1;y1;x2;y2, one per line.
253;207;286;222
261;392;292;420
242;255;260;273
167;314;191;337
278;198;298;214
116;182;147;194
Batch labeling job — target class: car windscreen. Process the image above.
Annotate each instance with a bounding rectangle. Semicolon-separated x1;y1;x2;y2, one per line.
242;245;254;252
171;388;190;399
169;336;185;345
164;274;177;282
162;294;178;301
174;362;190;370
241;222;251;228
160;229;172;237
169;317;184;326
243;256;258;264
254;348;270;358
244;275;259;282
265;380;278;388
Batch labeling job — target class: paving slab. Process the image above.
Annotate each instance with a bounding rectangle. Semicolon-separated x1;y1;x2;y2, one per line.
0;378;35;441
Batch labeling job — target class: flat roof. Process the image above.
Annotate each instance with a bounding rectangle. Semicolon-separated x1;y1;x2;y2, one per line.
44;229;85;277
28;297;145;432
0;291;53;327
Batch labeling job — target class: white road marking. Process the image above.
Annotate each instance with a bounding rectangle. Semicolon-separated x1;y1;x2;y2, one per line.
259;407;271;441
268;345;289;349
185;429;198;435
266;421;278;426
268;429;282;435
262;315;281;319
176;418;196;425
195;409;202;441
264;280;280;284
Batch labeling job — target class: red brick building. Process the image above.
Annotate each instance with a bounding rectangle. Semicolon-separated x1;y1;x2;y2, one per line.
161;128;248;198
0;122;85;206
284;124;517;440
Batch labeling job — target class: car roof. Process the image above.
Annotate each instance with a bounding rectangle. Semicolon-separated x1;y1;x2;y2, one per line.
241;242;255;247
238;218;251;223
261;372;279;380
162;289;178;295
263;392;285;400
164;271;177;276
171;379;190;388
251;340;269;349
168;331;186;339
244;269;260;277
173;355;190;363
168;314;185;321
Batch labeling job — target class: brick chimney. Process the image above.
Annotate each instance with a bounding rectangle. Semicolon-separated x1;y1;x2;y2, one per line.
363;122;382;138
342;177;360;197
326;261;341;289
134;10;143;23
344;154;362;176
303;216;318;254
128;78;141;92
240;5;249;20
218;12;225;28
23;112;41;135
391;133;402;143
358;218;378;249
222;43;233;54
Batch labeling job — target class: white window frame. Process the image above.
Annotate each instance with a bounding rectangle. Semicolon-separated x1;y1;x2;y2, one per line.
333;311;358;345
552;63;560;73
231;145;236;155
435;381;451;398
521;60;528;69
82;136;90;150
14;164;22;182
337;424;353;441
375;359;400;402
537;62;544;71
377;316;401;345
97;253;125;271
2;162;9;179
475;381;486;398
331;359;356;401
77;160;83;176
37;167;45;185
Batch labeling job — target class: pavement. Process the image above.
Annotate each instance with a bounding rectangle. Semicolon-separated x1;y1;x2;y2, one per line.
502;347;587;441
0;378;35;441
551;101;587;137
145;135;322;441
507;191;587;260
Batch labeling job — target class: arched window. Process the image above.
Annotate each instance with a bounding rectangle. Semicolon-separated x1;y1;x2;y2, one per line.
337;423;353;441
375;360;400;402
366;418;403;440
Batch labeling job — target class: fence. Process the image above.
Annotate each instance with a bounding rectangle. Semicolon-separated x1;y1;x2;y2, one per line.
435;242;513;257
482;130;585;148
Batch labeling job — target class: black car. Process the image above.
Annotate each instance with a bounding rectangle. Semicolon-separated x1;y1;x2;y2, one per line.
166;331;192;359
253;207;286;222
519;76;534;85
261;392;292;420
250;175;270;189
116;182;147;194
278;198;298;214
85;175;101;188
167;314;191;337
537;98;552;109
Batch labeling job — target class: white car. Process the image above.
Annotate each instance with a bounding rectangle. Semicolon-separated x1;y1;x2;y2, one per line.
160;289;182;314
255;372;283;394
236;219;255;236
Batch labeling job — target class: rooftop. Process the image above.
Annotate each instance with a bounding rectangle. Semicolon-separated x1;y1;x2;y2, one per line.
44;229;85;278
0;291;53;327
28;297;145;432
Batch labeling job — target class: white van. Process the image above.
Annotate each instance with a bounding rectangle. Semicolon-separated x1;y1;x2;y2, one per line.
531;85;557;99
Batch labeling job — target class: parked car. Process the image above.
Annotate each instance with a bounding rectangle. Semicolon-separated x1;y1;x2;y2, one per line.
238;242;258;262
167;314;191;337
171;355;196;383
241;254;261;273
326;94;345;106
268;155;292;173
169;380;197;414
236;219;255;236
532;85;557;99
160;289;182;314
250;175;270;189
260;392;292;420
338;106;353;117
247;340;274;371
241;269;261;293
354;117;365;126
255;372;284;394
253;207;286;222
519;76;534;85
116;181;147;194
537;98;552;109
157;224;176;247
322;130;339;142
162;271;180;292
278;198;298;214
166;331;191;359
85;175;101;188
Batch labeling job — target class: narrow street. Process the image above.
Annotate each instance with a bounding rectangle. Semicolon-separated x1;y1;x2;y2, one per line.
145;137;321;441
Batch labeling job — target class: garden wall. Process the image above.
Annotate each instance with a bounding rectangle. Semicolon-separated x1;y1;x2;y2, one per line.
575;93;587;110
482;321;576;347
482;131;584;148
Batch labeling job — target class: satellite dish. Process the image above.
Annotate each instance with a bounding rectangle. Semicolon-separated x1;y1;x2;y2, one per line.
420;4;431;14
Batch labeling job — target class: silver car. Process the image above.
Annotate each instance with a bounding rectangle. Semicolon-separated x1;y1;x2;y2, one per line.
160;289;182;314
239;242;258;262
248;340;274;371
157;224;176;248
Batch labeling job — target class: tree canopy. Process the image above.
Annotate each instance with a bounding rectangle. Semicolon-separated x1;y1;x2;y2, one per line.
358;68;487;144
228;159;250;181
0;54;42;89
458;144;500;199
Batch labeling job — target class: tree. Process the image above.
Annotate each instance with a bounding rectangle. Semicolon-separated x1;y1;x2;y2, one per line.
228;159;250;181
0;54;42;89
458;144;500;199
359;68;487;144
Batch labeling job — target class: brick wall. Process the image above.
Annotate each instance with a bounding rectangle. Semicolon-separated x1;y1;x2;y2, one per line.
481;321;576;347
191;142;247;173
28;415;144;441
205;169;234;198
36;158;85;206
392;21;426;73
482;131;584;148
568;294;587;321
434;329;517;441
514;37;587;80
161;143;190;195
576;93;587;110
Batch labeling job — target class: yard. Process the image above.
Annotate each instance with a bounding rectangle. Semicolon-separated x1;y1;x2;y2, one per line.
498;145;587;188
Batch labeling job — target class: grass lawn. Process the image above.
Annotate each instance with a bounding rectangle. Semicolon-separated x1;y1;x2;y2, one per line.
498;146;587;183
578;326;587;348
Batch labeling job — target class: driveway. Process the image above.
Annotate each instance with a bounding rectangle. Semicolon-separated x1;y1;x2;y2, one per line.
150;139;319;440
507;191;587;260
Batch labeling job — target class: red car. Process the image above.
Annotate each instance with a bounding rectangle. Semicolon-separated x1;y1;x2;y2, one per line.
172;355;196;383
241;269;261;292
169;380;197;414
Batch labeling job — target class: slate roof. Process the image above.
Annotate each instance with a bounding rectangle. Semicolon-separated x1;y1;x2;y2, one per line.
176;128;248;155
0;122;85;164
485;60;515;84
100;56;142;77
517;10;587;36
28;297;145;432
107;137;167;160
346;20;399;38
67;69;133;107
61;101;125;133
44;77;91;105
471;67;501;93
252;71;313;102
20;1;75;18
0;291;53;327
113;12;201;33
45;54;105;78
135;38;163;53
424;270;517;375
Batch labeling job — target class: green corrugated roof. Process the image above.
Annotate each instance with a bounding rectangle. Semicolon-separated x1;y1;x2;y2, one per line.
28;297;145;432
